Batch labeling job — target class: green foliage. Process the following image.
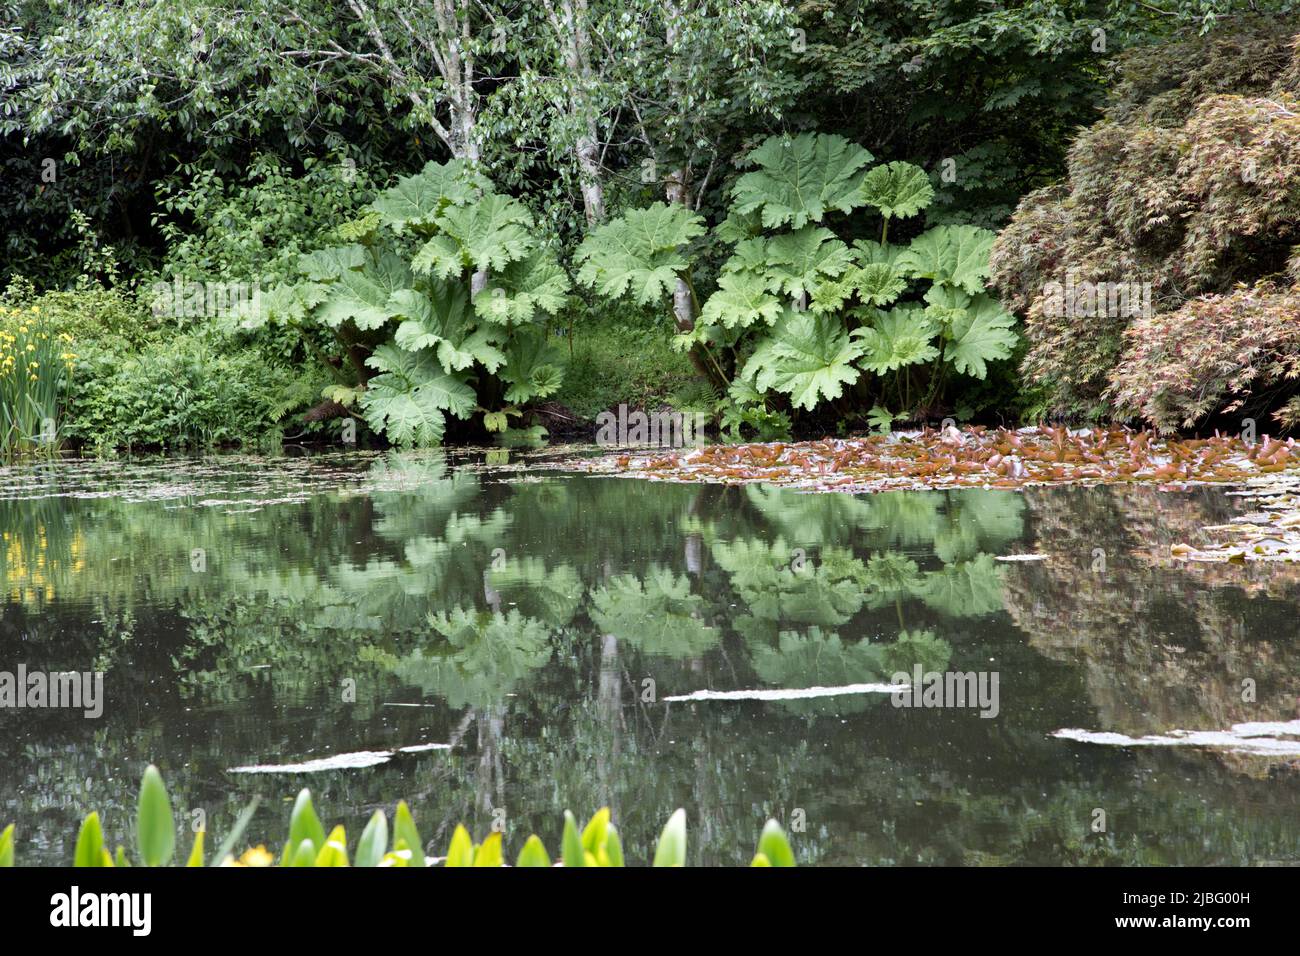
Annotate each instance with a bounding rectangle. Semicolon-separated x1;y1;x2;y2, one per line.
0;766;794;867
371;160;491;232
360;345;477;446
0;305;70;457
743;310;867;412
156;153;379;292
590;567;719;657
63;333;300;450
548;322;705;425
860;161;936;222
136;765;175;867
731;133;875;229
575;202;706;306
584;132;1018;430
257;161;571;445
898;225;997;296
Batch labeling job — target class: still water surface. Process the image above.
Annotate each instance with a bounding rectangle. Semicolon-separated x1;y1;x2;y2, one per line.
2;449;1299;865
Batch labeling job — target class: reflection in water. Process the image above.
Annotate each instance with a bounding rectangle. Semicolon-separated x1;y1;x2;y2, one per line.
2;452;1299;865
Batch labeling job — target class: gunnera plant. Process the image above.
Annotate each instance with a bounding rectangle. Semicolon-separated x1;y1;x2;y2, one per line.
990;21;1300;427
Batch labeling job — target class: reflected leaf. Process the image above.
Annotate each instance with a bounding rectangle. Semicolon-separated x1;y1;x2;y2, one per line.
920;554;1006;617
589;567;719;658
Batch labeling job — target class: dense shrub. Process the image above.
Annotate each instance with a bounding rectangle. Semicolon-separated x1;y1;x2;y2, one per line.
0;279;312;450
990;21;1300;424
253;160;572;446
64;333;301;450
0;276;155;350
1108;276;1300;432
577;133;1019;436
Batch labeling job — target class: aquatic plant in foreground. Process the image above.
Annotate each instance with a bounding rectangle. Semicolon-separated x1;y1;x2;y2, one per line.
0;765;795;867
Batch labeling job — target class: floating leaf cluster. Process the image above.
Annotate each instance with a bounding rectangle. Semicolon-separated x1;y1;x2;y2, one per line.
1172;473;1300;564
563;427;1300;494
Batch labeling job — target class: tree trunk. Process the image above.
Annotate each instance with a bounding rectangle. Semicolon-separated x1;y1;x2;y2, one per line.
576;133;606;224
664;168;716;383
545;0;606;224
664;169;695;333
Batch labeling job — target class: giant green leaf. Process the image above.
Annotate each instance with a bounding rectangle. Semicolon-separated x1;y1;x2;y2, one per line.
298;244;366;281
574;202;705;305
813;261;907;313
943;293;1018;378
499;327;564;404
860;161;934;220
896;225;996;294
413;194;535;279
762;227;854;299
921;283;972;327
473;249;571;325
731;133;874;229
360;344;475;446
371;160;488;232
742;310;866;411
700;270;783;329
389;284;506;374
315;251;412;330
851;238;907;271
853;306;940;375
721;237;770;277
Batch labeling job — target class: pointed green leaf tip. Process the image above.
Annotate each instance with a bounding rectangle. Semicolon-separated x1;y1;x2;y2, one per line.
581;807;610;855
652;808;687;867
445;824;474;867
515;834;551;867
472;831;503;867
315;825;350;866
290;839;318;867
754;820;796;867
394;801;425;867
604;826;625;867
137;764;175;867
0;824;13;867
355;810;388;868
560;811;585;867
283;788;327;866
74;811;107;868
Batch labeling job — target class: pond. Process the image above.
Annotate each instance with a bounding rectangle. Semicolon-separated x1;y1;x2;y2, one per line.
2;449;1299;866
